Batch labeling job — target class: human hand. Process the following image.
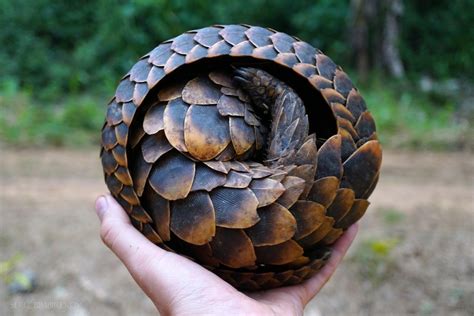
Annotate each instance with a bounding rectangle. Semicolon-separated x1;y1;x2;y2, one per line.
95;193;358;315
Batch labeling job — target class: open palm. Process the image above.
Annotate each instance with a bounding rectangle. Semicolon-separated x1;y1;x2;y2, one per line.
95;194;358;315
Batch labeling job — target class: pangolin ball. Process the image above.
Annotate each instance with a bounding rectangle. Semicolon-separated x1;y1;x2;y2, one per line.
100;24;382;291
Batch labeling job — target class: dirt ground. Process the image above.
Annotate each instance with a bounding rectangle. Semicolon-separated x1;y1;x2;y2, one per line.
0;148;473;316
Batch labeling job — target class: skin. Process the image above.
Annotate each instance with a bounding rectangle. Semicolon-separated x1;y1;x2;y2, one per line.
95;194;358;316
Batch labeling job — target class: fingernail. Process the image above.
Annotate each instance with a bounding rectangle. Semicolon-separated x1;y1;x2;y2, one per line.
95;196;108;222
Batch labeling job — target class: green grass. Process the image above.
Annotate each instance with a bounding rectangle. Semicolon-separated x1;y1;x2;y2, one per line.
360;78;472;150
0;89;105;147
379;208;405;225
0;77;471;149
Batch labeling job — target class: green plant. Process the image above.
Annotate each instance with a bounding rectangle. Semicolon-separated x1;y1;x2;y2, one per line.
0;254;24;286
0;254;23;280
351;238;400;285
0;254;36;293
0;91;104;146
401;0;474;80
359;76;471;150
2;0;472;99
380;208;405;225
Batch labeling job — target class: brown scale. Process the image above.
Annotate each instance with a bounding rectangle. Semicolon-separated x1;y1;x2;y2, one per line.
100;24;382;291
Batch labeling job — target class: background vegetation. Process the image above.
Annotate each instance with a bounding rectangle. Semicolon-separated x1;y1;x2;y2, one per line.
1;0;472;149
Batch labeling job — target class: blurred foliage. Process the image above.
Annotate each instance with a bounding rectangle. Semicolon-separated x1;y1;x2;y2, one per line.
380;208;405;225
2;0;472;98
0;254;22;278
401;0;474;79
0;254;23;285
352;238;400;285
0;0;472;148
358;76;472;150
0;253;36;293
0;89;103;146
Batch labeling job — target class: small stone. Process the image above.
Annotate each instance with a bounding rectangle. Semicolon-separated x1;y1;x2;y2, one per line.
7;270;37;294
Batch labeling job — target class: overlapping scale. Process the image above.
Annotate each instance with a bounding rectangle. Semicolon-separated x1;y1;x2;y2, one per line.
210;187;259;229
298;217;335;248
315;135;342;179
148;151;195;200
142;185;171;241
143;103;166;135
184;105;231;160
276;176;306;208
208;40;232;57
219;25;247;46
191;164;226;192
170;191;216;245
355;111;376;140
141;131;172;163
210;228;256;268
287;164;316;198
326;188;355;222
249;178;286;207
290;201;326;240
214;143;237;161
209;70;235;88
343;140;382;198
182;76;221;104
224;170;252;188
194;27;222;48
255;240;304;265
336;199;370;229
270;32;296;53
246;203;296;246
217;95;245;117
307;176;339;208
106;101;123;125
163;98;189;152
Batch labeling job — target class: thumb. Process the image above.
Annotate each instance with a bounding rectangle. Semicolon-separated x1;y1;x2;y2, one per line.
94;193;171;264
93;194;237;312
94;194;171;305
95;194;130;225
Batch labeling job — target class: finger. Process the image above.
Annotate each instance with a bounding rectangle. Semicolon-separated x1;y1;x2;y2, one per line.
250;224;359;308
299;223;359;304
95;194;130;223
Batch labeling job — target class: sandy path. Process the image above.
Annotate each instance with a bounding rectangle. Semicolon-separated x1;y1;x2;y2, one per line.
0;148;472;315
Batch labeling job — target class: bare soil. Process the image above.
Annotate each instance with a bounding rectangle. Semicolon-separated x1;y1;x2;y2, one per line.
0;148;473;315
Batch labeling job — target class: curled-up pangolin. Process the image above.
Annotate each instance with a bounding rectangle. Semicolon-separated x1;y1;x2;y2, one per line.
100;24;382;291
